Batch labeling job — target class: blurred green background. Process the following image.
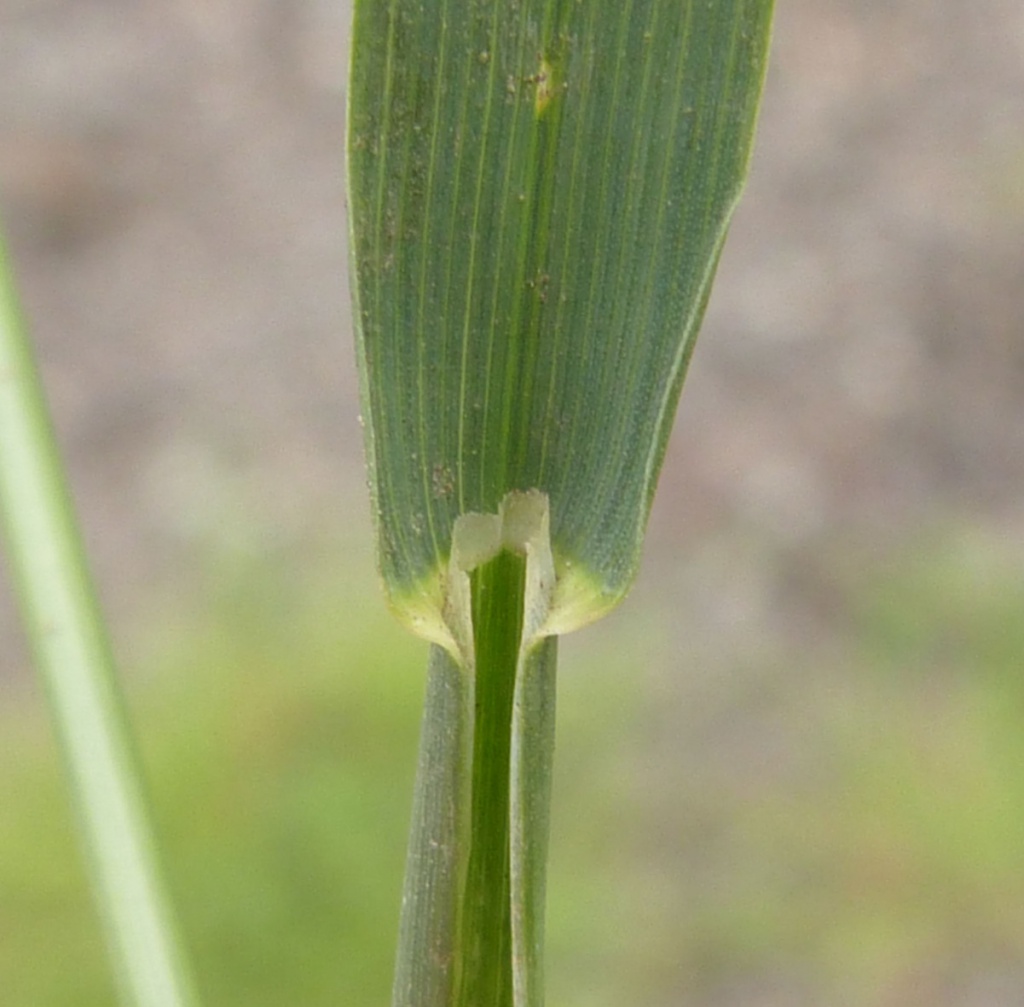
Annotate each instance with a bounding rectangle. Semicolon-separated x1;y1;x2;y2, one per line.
2;1;1023;1005
4;526;1024;1006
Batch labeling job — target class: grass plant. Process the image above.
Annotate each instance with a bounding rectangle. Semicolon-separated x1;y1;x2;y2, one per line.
346;1;774;1003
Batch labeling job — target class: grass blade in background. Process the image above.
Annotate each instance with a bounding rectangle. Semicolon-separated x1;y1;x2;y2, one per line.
347;1;774;1004
0;229;201;1007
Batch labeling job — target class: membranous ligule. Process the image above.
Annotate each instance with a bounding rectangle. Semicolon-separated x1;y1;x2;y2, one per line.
389;490;615;667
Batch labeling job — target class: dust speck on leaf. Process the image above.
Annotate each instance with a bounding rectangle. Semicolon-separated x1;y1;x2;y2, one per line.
431;463;455;499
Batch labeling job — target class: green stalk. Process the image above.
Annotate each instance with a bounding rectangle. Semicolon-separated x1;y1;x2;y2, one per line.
508;637;557;1005
392;500;558;1007
460;550;526;1004
0;229;200;1007
391;645;470;1007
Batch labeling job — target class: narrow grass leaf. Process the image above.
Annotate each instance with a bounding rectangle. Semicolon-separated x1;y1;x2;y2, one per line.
0;228;201;1007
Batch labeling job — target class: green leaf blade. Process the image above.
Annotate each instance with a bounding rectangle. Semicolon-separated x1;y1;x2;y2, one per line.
348;0;773;628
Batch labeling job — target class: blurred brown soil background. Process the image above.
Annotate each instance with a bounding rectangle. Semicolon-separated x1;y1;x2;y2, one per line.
2;1;1023;670
1;1;1024;1000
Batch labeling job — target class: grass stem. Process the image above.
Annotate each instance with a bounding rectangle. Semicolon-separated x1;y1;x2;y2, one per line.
392;546;556;1007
